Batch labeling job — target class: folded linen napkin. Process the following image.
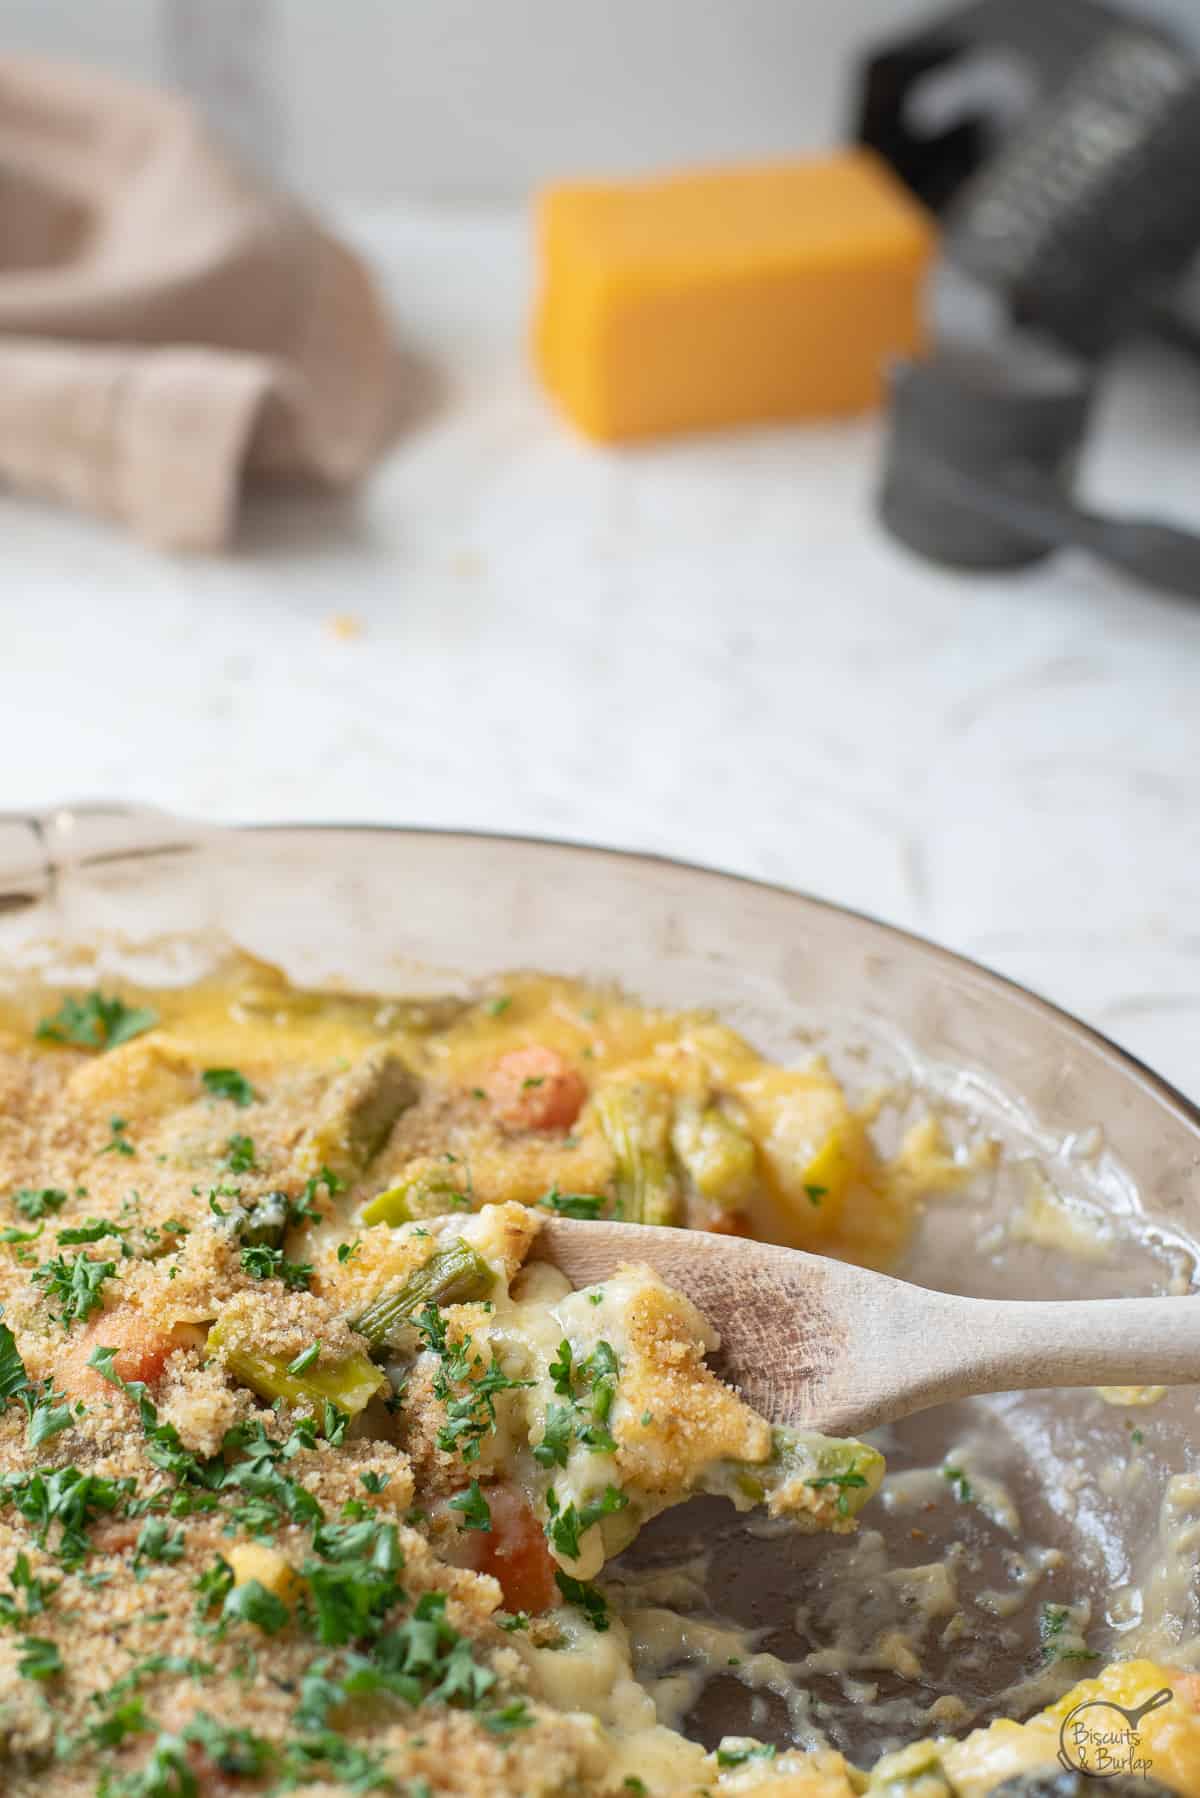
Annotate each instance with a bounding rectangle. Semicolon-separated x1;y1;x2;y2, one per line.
0;56;403;549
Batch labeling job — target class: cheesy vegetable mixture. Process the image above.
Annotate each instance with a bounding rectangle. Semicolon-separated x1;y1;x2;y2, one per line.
0;958;1196;1796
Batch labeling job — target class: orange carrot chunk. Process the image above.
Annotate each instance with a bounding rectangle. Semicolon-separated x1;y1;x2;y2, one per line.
486;1046;586;1135
60;1307;199;1400
459;1483;560;1614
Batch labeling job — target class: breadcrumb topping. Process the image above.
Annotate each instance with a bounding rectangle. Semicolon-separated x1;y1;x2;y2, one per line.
0;962;901;1798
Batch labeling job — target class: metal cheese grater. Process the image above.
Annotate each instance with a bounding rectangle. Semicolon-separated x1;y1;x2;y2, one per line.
856;0;1200;595
945;22;1200;356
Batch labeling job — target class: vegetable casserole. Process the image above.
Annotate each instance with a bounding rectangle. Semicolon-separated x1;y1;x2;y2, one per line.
0;959;1195;1796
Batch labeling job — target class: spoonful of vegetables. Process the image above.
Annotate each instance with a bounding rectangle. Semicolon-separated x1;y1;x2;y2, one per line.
536;1217;1200;1434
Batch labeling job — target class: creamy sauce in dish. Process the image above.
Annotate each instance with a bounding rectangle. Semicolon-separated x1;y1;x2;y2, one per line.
0;957;1196;1795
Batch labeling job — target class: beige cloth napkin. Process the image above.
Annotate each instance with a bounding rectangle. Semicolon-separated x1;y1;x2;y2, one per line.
0;56;403;549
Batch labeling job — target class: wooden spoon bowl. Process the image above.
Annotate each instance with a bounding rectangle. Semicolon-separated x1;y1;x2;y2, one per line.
536;1217;1200;1434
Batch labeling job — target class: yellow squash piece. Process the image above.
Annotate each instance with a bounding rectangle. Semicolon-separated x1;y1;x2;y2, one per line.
228;1541;303;1606
534;149;933;443
878;1660;1200;1797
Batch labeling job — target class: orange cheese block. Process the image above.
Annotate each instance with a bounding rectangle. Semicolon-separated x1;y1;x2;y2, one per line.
534;149;935;443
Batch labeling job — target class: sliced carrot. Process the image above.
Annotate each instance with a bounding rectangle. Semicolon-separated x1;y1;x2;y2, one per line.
485;1046;586;1135
456;1483;559;1614
59;1307;199;1401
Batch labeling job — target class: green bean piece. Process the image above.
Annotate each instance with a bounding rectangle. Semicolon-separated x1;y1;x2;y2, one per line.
360;1165;470;1227
670;1100;757;1210
594;1085;680;1226
302;1049;419;1181
206;1321;385;1419
350;1241;495;1353
360;1184;415;1228
705;1428;884;1527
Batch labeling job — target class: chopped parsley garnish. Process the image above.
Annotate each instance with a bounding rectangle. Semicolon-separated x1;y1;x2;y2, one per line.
548;1338;574;1396
435;1358;531;1463
0;1221;42;1247
544;1484;628;1561
27;1390;80;1448
95;1713;276;1793
584;1341;618;1421
803;1183;826;1207
194;1557;235;1619
224;1132;258;1173
0;1318;30;1404
554;1569;609;1631
532;1403;575;1470
417;1305;532;1466
240;1243;313;1290
132;1518;186;1578
286;1583;521;1767
36;991;158;1053
202;1066;257;1108
484;995;512;1017
287;1343;321;1376
716;1740;776;1768
1039;1602;1100;1664
542;1337;620;1460
223;1578;291;1634
57;1217;129;1247
16;1633;62;1679
102;1115;136;1157
942;1465;973;1504
336;1238;361;1265
448;1480;492;1533
1040;1603;1068;1642
0;1552;57;1624
482;1699;533;1734
88;1354;325;1536
302;1518;405;1648
360;1471;389;1495
12;1187;68;1221
87;1693;151;1750
806;1464;868;1517
0;1321;81;1446
0;1464;134;1566
219;1421;324;1534
32;1250;116;1328
539;1184;605;1220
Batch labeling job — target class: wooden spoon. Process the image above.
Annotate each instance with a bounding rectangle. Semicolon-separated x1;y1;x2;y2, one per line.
535;1217;1200;1434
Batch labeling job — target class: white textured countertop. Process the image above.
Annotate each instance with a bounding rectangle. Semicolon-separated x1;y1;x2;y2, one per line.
1;207;1197;1099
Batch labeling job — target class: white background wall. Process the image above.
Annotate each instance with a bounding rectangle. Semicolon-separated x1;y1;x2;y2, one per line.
4;0;1194;205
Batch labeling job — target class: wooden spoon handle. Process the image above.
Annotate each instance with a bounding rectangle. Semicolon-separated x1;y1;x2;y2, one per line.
705;1268;1200;1434
825;1287;1200;1436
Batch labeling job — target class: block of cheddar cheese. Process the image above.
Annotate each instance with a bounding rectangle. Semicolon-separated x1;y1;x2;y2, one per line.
534;149;934;443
